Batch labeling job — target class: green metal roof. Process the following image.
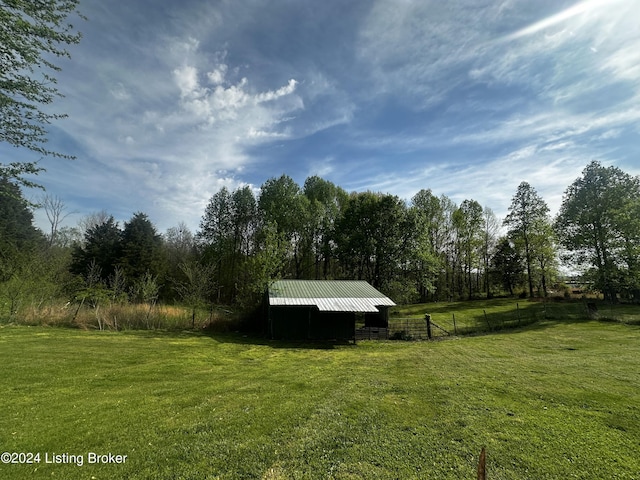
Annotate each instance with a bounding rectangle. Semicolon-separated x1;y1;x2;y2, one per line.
269;280;395;312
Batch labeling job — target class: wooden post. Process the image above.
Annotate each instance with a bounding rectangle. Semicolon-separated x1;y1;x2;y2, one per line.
425;314;432;340
452;313;457;335
477;447;486;480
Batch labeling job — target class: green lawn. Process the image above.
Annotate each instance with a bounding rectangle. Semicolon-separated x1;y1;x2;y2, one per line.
1;319;639;479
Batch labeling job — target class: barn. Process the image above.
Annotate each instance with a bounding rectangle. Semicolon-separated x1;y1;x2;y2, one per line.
267;280;395;341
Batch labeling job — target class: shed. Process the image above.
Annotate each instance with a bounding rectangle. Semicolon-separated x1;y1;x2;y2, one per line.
267;280;395;341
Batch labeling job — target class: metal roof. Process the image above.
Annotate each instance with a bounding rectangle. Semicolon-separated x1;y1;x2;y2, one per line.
269;280;395;312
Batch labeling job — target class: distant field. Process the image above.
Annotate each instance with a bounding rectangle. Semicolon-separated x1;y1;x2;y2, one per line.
1;317;639;479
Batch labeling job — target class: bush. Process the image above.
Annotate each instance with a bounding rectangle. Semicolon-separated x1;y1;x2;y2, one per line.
390;330;414;341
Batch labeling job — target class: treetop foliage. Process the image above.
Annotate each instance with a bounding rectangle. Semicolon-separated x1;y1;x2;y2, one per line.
1;0;84;184
2;162;639;313
0;176;43;254
556;161;640;301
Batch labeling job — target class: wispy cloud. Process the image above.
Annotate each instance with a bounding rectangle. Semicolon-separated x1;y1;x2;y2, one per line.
8;0;639;233
498;0;622;42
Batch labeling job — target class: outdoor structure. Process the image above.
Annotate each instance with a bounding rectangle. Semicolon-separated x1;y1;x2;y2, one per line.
267;280;395;341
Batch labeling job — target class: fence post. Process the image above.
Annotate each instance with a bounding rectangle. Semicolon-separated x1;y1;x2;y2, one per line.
477;447;486;480
452;313;457;335
425;314;432;340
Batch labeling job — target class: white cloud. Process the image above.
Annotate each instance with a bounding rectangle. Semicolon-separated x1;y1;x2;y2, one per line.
23;0;640;235
498;0;617;42
254;79;298;103
308;156;335;177
173;65;201;98
109;82;131;101
207;64;228;85
600;44;640;81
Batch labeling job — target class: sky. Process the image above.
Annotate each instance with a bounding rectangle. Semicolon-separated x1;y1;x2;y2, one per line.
6;0;640;234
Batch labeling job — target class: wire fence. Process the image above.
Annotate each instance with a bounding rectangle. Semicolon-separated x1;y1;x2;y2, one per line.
386;300;640;341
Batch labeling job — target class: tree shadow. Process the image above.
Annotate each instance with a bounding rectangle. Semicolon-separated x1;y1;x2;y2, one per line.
199;329;356;350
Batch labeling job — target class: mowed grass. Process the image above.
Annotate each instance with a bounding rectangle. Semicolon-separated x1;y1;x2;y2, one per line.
1;319;639;479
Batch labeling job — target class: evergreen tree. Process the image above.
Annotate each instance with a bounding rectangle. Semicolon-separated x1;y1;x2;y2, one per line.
0;177;44;251
119;212;164;286
70;216;121;283
0;177;44;280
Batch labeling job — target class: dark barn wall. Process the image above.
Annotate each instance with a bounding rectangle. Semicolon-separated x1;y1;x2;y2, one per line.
269;306;312;340
310;311;355;341
364;306;389;328
268;306;356;341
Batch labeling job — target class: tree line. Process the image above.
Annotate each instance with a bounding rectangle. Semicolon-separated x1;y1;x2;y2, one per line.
1;160;639;321
2;3;639;319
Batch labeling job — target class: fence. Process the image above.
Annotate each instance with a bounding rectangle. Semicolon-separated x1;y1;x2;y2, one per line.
382;300;640;341
387;317;449;340
355;327;389;340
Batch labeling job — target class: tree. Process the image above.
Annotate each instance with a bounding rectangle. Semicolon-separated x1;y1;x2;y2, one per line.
452;199;484;299
529;217;558;297
503;182;550;298
77;210;111;243
481;206;499;297
165;222;196;263
198;186;259;303
70;216;121;283
336;191;410;290
199;186;234;296
199;187;234;249
176;261;215;327
240;220;286;307
409;189;445;301
303;176;348;279
616;197;640;300
1;0;84;184
230;185;257;259
0;176;44;288
40;193;73;247
555;161;640;302
491;237;523;296
258;175;308;278
0;176;43;255
119;212;165;287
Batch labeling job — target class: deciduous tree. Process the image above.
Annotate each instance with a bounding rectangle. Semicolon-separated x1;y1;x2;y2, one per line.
504;182;550;298
453;199;483;299
1;0;84;184
556;161;640;302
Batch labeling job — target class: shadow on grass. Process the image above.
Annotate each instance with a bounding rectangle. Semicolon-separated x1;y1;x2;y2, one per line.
200;330;356;349
202;299;640;347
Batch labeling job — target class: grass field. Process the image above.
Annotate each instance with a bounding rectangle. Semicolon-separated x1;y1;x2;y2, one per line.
1;317;639;479
391;297;640;336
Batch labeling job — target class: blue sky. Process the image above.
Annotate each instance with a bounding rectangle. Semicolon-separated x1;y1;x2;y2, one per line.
7;0;640;233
